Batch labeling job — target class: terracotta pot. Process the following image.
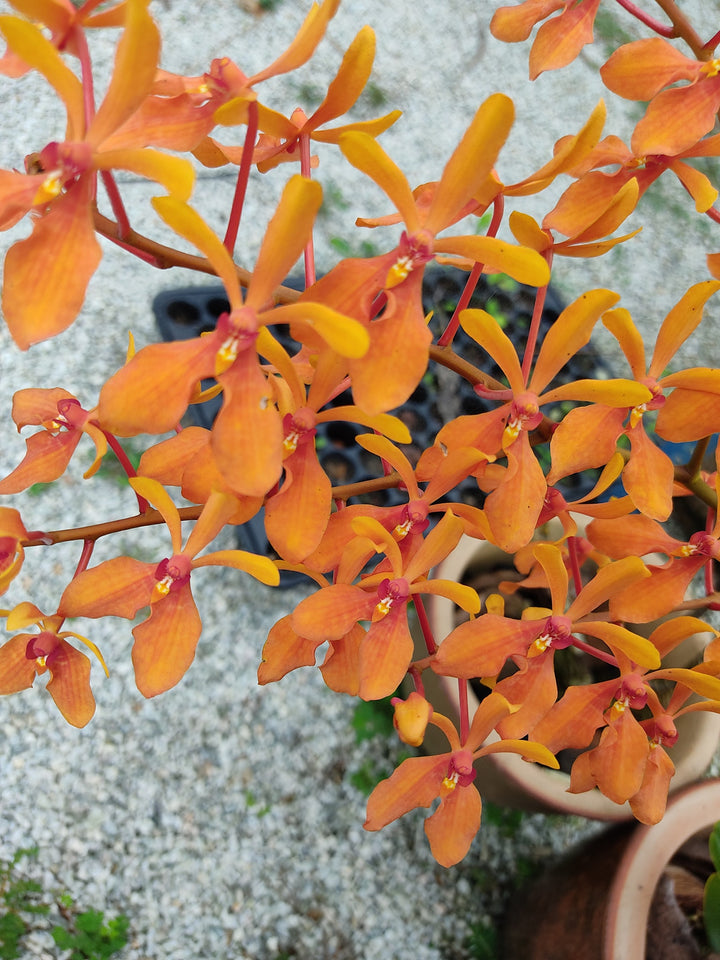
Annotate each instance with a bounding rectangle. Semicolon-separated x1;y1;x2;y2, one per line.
423;530;720;820
502;778;720;960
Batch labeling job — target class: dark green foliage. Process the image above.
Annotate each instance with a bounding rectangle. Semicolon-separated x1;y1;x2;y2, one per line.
704;822;720;951
0;847;48;960
51;907;129;960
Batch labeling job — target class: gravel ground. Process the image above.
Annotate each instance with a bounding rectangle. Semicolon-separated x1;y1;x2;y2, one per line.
0;1;718;958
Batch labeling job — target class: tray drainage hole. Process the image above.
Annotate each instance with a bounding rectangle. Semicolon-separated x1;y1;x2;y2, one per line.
207;296;231;318
166;301;201;325
323;422;358;449
321;452;355;483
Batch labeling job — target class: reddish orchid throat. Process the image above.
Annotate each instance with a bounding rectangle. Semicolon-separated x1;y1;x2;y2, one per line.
503;391;542;445
393;500;430;539
152;555;192;601
442;750;477;791
384;230;434;289
214;309;258;375
29;142;93;205
532;615;573;654
373;577;410;620
282;408;317;455
25;631;62;670
615;673;648;710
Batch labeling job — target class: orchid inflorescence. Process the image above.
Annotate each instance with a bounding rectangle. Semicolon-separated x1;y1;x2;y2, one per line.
1;0;720;868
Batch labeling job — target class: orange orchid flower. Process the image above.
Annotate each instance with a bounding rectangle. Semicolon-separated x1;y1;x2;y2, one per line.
301;94;550;415
0;508;29;595
301;434;487;575
433;543;656;740
548;281;720;521
0;0;127;77
98;176;369;498
600;38;720;156
542;133;720;237
0;388;106;493
530;617;720;819
103;0;342;154
292;511;480;700
364;692;558;867
0;601;107;727
205;25;401;174
58;479;279;697
491;0;601;80
586;506;720;623
0;0;194;347
432;294;650;550
137;427;264;526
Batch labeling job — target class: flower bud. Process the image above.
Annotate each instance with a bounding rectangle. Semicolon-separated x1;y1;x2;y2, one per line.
392;692;433;747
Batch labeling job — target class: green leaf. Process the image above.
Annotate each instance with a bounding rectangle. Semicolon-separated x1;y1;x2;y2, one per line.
709;822;720;873
704;871;720;952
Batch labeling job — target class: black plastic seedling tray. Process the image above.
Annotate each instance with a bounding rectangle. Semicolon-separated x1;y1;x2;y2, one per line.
153;268;615;585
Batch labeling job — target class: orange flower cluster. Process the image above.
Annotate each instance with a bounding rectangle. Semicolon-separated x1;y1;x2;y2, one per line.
1;0;720;867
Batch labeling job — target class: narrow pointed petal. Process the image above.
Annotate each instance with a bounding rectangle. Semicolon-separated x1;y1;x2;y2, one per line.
425;94;514;234
59;556;156;619
46;641;95;727
248;0;340;84
269;301;369;359
586;514;684;559
532;543;568;613
95;148;194;201
404;511;465;583
307;26;375;129
87;0;160;148
3;177;101;349
650;668;720;701
460;308;525;395
602;306;646;379
152;196;242;306
257;614;320;683
311;110;401;143
578;621;660;669
464;691;514;752
246;175;323;309
566;556;650;621
415;579;481;615
192;549;279;585
669;160;718;212
530;288;620;394
129;477;183;553
365;754;448;830
131;583;201;697
424;784;482;867
339;131;420;233
435;236;550;287
649;616;716;659
0;15;84;138
477;737;559;767
649;281;720;378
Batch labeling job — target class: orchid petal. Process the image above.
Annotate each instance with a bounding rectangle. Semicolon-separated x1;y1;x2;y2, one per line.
339;131;420;233
424;94;514;234
424;782;482;867
3;176;101;349
248;0;340;84
192;549;280;586
129;477;182;553
434;236;550;287
59;556;156;619
649;281;720;379
306;25;375;129
95;149;194;200
87;0;160;148
131;582;201;697
566;556;650;621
